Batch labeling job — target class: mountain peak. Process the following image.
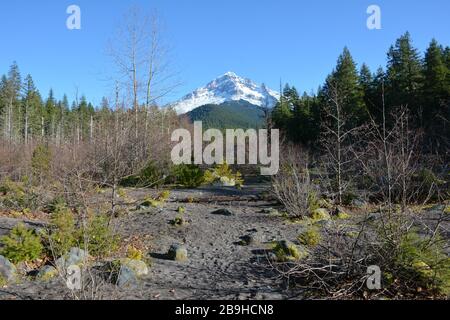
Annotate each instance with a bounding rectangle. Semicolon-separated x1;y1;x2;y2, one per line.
223;71;238;77
172;72;280;114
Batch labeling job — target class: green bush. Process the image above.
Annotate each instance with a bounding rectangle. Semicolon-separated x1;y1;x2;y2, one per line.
203;163;244;188
271;240;307;262
121;161;168;187
0;223;44;263
31;144;52;183
298;226;321;246
83;214;119;258
47;205;78;257
307;191;320;212
172;164;204;188
394;230;450;295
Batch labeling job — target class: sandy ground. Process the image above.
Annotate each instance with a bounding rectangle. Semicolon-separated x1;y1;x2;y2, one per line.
0;182;307;300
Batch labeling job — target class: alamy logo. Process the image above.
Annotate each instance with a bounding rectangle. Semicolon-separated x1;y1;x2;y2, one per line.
366;265;381;290
66;5;81;30
367;5;382;30
171;122;280;175
66;265;81;290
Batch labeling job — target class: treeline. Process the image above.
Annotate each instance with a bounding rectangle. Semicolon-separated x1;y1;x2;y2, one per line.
272;32;450;154
0;62;179;147
0;63;97;145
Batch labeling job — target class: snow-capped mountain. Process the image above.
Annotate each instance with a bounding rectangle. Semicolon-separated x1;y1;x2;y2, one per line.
172;72;280;114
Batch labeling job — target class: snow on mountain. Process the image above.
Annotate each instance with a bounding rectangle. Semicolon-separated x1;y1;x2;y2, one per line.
171;72;280;114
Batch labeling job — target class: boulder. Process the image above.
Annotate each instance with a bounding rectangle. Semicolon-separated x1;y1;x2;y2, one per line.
351;199;367;208
116;258;149;288
262;208;280;216
219;176;236;187
120;258;148;277
211;208;234;216
37;265;58;281
168;244;188;262
0;255;16;284
55;247;89;270
117;265;138;287
239;232;263;246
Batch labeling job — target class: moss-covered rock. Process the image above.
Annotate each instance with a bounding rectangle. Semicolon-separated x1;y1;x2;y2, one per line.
271;240;308;262
37;265;58;281
310;208;331;221
168;244;188;262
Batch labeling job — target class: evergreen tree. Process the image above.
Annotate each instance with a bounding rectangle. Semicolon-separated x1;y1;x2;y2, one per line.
422;39;450;149
386;32;423;122
321;47;367;128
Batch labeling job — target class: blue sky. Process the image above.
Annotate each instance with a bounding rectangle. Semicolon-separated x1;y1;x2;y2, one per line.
0;0;448;106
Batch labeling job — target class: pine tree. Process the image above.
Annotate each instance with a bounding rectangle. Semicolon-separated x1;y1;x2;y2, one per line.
321;47;367;128
22;75;42;144
422;39;450;149
386;32;423;122
272;84;294;132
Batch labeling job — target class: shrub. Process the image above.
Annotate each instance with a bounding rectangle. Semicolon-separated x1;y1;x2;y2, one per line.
31;144;52;184
121;161;167;187
47;205;77;257
126;246;143;261
0;179;27;210
203;163;243;188
83;214;120;258
170;214;186;227
393;230;450;295
0;223;44;263
298;226;321;246
172;164;204;188
158;190;171;202
272;153;318;219
271;240;307;262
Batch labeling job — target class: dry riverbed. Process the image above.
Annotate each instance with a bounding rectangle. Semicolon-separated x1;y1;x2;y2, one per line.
0;182;448;300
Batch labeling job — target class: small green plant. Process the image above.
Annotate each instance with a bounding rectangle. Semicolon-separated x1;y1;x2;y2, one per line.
307;191;320;212
298;226;321;246
393;230;450;295
126;246;143;261
203;163;244;188
0;223;44;263
172;164;205;188
158;190;171;202
444;205;450;214
271;240;307;261
83;214;119;258
310;208;331;221
170;214;186;226
0;275;7;287
177;206;186;214
47;205;77;257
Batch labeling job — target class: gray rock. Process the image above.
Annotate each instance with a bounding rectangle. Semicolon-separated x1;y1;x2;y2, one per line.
239;232;263;246
37;265;58;281
55;247;89;270
117;265;139;288
211;208;234;216
351;199;367;208
120;258;148;277
261;208;280;215
168;244;188;262
0;255;16;284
